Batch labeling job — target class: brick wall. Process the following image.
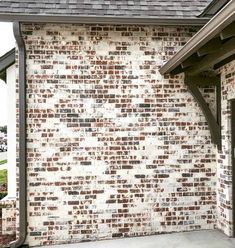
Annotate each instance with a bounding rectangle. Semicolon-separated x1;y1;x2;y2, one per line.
217;60;235;236
20;23;217;246
0;199;16;235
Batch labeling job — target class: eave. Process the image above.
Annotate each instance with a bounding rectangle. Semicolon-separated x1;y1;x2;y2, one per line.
160;0;235;149
0;48;15;81
0;14;210;26
159;0;235;76
200;0;229;17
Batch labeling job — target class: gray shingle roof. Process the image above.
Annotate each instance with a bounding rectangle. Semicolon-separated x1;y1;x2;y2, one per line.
0;0;212;18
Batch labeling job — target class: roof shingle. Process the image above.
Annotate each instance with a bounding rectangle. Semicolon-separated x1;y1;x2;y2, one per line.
0;0;212;18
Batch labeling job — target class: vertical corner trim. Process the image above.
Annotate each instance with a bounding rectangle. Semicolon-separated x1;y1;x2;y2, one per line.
10;22;27;248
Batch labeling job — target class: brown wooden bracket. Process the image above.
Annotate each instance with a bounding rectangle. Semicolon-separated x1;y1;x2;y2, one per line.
185;74;221;149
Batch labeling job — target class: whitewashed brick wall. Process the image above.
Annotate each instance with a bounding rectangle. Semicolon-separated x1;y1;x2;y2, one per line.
18;23;218;246
217;60;235;236
0;200;16;235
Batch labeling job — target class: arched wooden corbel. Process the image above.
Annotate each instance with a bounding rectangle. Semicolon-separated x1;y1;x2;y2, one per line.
185;74;221;149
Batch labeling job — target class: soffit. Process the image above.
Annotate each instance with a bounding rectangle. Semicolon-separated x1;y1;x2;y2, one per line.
160;0;235;76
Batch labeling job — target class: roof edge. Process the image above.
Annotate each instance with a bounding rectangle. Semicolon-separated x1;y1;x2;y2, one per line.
0;14;210;26
0;48;15;74
160;0;235;75
200;0;229;17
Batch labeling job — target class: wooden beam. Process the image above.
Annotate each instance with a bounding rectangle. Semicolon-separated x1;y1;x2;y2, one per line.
181;53;201;69
185;77;221;148
214;54;235;69
220;21;235;40
197;37;222;57
185;74;220;86
185;36;235;76
170;65;184;76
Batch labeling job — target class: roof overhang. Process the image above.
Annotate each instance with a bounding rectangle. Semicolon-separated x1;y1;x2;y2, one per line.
160;0;235;149
200;0;229;17
0;48;15;81
0;14;210;26
160;0;235;76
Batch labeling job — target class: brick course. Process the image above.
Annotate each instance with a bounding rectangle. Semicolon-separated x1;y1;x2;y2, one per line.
18;23;218;246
